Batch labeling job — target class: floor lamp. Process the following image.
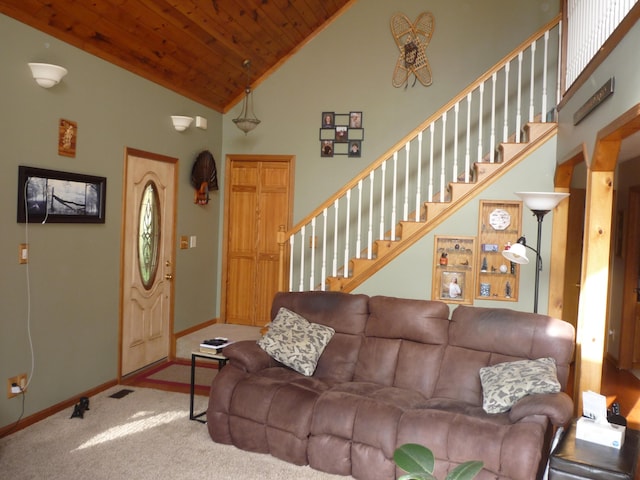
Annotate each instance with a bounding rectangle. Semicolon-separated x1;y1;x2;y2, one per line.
502;192;569;313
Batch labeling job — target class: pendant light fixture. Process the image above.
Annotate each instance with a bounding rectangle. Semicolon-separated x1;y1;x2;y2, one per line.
233;59;261;134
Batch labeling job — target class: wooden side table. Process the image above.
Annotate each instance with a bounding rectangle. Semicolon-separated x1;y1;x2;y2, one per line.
189;351;228;423
549;419;639;479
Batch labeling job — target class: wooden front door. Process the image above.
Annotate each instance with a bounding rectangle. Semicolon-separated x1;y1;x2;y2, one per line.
120;148;177;376
620;186;640;369
222;155;294;327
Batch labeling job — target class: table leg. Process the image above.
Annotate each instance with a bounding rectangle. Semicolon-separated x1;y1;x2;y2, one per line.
189;353;198;421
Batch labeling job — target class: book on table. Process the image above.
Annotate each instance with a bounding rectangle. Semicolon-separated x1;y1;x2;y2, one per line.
199;337;233;354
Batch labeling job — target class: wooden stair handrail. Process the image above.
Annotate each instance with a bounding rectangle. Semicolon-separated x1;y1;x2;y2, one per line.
283;14;561;239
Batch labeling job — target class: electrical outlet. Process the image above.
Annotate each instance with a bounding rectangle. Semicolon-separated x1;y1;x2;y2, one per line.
7;373;27;399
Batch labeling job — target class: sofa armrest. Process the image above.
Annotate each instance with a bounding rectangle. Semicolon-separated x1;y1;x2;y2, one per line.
223;340;277;373
508;392;573;426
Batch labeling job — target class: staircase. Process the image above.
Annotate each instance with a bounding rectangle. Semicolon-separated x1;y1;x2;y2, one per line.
277;16;562;293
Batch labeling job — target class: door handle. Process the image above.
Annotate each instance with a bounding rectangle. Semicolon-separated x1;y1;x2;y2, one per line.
165;273;173;280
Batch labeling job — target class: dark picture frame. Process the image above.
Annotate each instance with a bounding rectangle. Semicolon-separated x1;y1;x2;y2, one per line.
17;166;107;223
321;140;334;157
321;112;335;128
349;111;362;128
348;140;361;157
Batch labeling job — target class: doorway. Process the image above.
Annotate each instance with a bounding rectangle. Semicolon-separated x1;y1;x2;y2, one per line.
222;155;294;327
620;186;640;369
120;148;177;376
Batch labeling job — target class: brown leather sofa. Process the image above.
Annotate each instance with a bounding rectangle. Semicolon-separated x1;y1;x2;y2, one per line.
207;291;575;480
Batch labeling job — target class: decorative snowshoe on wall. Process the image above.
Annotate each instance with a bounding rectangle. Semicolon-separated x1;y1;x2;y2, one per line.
390;12;435;88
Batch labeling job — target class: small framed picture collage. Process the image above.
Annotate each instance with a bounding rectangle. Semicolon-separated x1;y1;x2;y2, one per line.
320;111;364;158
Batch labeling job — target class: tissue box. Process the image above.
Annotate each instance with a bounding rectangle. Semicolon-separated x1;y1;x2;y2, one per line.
575;417;626;449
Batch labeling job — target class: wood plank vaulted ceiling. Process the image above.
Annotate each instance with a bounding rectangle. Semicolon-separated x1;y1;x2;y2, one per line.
1;0;354;113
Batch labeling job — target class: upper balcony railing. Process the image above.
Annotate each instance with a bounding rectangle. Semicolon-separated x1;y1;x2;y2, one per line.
278;16;562;293
565;0;639;89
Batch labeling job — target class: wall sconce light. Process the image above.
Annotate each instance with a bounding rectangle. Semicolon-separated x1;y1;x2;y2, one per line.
171;115;194;132
233;59;261;134
28;62;68;88
502;191;570;313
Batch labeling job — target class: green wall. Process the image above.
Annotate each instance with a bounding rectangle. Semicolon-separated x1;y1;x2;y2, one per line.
0;15;222;426
1;0;558;427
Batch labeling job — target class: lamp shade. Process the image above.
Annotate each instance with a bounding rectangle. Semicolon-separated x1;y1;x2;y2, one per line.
502;242;529;264
515;192;569;212
28;62;68;88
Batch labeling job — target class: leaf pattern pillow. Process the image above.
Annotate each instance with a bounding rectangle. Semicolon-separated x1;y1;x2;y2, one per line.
257;307;335;376
479;357;561;414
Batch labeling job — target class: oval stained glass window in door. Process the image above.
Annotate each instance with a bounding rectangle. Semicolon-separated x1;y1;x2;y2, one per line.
137;181;161;289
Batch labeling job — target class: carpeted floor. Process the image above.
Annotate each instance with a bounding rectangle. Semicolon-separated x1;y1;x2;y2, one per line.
0;386;350;480
139;360;218;388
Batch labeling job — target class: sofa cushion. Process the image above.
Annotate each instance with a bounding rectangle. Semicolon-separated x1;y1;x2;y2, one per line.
479;357;561;413
271;291;370;382
257;307;335;376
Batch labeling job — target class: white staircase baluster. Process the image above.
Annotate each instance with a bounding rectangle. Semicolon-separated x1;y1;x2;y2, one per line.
321;208;327;291
391;152;398;240
428;123;434;199
289;234;295;291
529;40;536;123
453;103;459;182
542;31;549;122
299;225;305;291
490;73;496;163
516;52;523;142
344;190;351;277
503;61;510;142
309;218;316;290
465;93;471;183
356;180;362;259
477;82;484;162
403;142;410;220
367;171;374;259
415;132;423;221
380;160;387;239
440;112;447;202
332;200;339;277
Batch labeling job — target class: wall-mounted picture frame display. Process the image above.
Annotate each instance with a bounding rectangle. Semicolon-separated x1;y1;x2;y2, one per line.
319;111;364;157
17;165;107;223
432;235;476;305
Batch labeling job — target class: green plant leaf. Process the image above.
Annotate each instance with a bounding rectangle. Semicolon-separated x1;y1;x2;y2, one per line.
394;443;435;475
445;461;484;480
398;473;437;480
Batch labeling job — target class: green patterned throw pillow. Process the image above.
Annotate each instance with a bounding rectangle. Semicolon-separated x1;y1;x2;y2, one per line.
479;357;561;414
257;307;335;376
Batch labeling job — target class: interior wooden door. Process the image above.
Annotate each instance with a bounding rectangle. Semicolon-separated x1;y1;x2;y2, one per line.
223;155;293;327
620;186;640;369
120;148;177;376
